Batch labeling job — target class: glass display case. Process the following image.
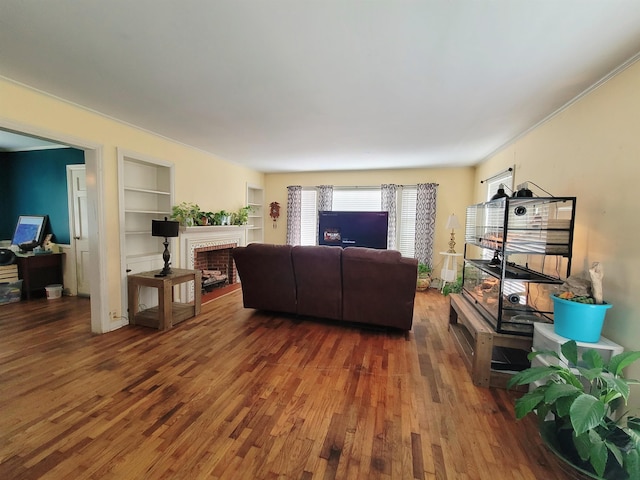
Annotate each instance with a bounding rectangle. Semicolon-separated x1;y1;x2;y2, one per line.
462;196;576;336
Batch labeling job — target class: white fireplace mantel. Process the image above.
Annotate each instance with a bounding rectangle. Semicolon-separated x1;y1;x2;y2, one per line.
179;225;247;270
178;225;247;301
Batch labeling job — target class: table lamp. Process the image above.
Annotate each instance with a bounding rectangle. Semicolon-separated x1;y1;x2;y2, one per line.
152;217;180;276
446;214;461;253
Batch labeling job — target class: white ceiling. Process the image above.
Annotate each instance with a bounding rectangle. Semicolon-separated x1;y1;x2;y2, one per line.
1;1;640;172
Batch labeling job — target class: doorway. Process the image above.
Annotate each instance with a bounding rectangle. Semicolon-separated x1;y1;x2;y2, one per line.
0;121;109;333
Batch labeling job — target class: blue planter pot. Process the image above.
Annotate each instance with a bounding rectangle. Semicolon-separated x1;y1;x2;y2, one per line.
551;295;612;343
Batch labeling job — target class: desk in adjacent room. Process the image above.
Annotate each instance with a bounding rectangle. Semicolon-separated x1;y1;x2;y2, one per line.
127;268;202;330
15;252;64;300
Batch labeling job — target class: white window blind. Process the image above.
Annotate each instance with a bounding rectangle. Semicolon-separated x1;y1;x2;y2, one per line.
332;188;381;211
300;189;318;246
397;186;417;258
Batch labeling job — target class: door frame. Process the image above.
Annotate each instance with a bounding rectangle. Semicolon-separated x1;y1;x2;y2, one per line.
0;117;110;334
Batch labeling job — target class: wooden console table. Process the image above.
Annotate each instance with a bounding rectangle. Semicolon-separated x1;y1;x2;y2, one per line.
15;252;64;300
448;293;531;390
128;268;202;330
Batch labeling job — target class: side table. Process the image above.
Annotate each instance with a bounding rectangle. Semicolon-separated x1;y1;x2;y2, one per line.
128;268;202;330
439;251;463;292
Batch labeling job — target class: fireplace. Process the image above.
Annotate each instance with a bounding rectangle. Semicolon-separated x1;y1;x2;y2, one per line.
193;243;237;292
179;226;247;302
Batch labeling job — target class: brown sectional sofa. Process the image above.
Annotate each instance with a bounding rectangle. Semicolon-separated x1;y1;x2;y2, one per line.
232;243;418;330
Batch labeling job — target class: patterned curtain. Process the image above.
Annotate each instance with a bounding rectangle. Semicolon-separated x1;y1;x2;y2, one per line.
415;183;438;266
317;185;333;212
381;184;397;250
316;185;333;244
286;185;302;246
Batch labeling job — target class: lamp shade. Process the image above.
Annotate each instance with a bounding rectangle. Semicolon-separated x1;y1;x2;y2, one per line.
445;214;461;230
152;217;180;238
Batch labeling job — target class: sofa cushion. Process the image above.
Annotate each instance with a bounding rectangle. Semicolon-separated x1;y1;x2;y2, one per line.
231;243;297;314
341;247;418;330
292;245;343;320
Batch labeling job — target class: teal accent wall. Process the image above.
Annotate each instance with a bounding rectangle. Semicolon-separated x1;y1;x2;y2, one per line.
0;148;85;245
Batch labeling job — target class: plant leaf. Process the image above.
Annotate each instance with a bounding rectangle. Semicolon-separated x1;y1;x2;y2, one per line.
514;389;546;419
576;366;603;382
582;349;604;370
570;394;606;435
603;375;630;404
555;369;584;390
507;366;558;388
608;351;640;376
556;394;579;418
588;429;608;478
573;431;592;461
527;349;561;362
625;447;640;478
561;340;579;367
544;383;581;403
605;440;624;467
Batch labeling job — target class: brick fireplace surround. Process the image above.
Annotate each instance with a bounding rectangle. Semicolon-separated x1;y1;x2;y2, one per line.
194;243;237;285
178;226;247;302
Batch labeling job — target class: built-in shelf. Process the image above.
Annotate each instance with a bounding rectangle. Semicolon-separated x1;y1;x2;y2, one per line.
246;184;264;243
118;149;176;319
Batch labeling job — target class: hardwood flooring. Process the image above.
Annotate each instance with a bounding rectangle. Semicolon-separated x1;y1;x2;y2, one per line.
0;290;574;479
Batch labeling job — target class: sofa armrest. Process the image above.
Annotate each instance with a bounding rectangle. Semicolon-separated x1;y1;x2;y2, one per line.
232;243;297;314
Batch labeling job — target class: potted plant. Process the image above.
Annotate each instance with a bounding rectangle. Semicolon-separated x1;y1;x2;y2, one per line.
416;263;432;291
442;275;463;296
172;202;202;226
507;340;640;479
232;206;253;226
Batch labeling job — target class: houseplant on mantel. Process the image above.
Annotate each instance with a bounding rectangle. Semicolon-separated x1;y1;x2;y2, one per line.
172;203;255;227
507;340;640;479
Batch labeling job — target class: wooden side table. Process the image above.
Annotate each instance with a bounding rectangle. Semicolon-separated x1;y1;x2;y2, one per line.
128;268;202;330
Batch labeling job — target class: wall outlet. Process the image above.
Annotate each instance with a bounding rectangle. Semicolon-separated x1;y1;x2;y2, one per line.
110;311;117;320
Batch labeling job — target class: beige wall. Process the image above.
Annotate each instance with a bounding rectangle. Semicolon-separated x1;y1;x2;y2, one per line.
0;78;263;328
476;60;640;404
264;167;475;271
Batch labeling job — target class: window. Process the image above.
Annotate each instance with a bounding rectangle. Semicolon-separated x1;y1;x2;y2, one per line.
397;186;417;258
300;188;317;246
486;170;513;201
299;185;418;258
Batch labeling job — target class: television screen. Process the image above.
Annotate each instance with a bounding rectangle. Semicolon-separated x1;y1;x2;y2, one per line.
318;211;388;249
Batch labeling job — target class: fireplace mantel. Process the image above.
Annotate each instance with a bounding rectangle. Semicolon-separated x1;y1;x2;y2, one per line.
179;226;247;269
178;225;247;301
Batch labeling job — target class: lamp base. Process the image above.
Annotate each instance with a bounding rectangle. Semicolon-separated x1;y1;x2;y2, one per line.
155;238;173;277
447;230;457;254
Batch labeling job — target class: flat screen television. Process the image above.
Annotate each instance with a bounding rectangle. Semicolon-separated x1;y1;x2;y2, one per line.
11;215;48;248
318;211;388;249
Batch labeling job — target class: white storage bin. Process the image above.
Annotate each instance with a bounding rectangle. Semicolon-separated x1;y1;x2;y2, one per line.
45;284;63;299
532;323;623;367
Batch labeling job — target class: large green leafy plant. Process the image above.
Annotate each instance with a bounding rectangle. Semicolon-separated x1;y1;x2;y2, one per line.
508;341;640;479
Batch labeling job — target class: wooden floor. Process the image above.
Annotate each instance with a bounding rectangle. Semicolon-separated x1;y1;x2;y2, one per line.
0;290;574;480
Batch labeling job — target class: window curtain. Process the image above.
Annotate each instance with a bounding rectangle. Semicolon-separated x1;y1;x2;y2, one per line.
316;185;333;244
415;183;438;267
286;185;302;246
316;185;333;212
381;184;397;250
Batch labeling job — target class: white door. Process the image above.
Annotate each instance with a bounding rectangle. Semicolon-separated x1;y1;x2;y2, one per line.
67;165;90;296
